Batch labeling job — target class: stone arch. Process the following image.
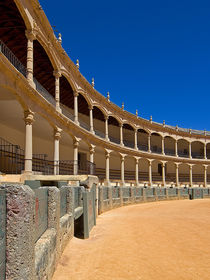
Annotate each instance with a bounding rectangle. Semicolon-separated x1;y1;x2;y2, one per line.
151;132;162;154
123;123;135;149
137;128;149;151
177;139;189;158
164;136;175;156
92;105;106;138
14;0;33;30
179;163;190;184
191;141;204;159
108;116;120;144
192;164;204;184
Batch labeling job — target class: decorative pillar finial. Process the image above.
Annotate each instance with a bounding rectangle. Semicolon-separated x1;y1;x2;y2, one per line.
107;91;110;102
136;109;138;117
122;102;124;110
204;129;206;136
176;125;178;131
58;33;62;44
92;78;95;88
76;59;79;69
163;120;165;127
189;128;192;134
150;115;152;123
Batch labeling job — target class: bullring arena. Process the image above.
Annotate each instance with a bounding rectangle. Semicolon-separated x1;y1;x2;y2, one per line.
0;1;210;280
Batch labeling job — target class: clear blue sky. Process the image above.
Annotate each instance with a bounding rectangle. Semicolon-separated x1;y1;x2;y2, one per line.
40;0;210;130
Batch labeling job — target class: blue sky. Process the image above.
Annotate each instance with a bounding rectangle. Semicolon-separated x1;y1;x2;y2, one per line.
40;0;210;130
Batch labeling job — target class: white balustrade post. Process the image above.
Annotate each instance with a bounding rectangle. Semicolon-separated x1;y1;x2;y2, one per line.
189;164;193;187
54;127;61;175
148;160;153;186
120;154;126;186
24;110;34;174
175;163;179;187
105;150;111;186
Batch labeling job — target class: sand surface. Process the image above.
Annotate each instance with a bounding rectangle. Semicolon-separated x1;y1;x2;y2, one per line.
53;199;210;280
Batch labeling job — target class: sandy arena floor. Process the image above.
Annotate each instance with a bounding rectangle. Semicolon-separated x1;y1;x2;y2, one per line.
53;199;210;280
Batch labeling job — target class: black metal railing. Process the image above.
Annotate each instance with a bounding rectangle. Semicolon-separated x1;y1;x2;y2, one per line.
0;40;26;77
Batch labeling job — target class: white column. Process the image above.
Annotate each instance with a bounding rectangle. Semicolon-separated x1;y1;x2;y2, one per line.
189;142;192;159
53;70;61;112
162;136;165;155
175;139;178;157
74;91;79;125
135;157;139;186
204;143;207;159
105;150;111;185
175;163;179;186
134;129;138;150
73;139;79;175
24;110;34;174
148;160;152;186
89;106;94;134
148;134;151;152
189;164;193;187
89;145;95;175
25;30;35;86
120;124;124;146
54;127;61;175
162;162;166;186
120;154;126;186
204;165;207;187
105;116;109;141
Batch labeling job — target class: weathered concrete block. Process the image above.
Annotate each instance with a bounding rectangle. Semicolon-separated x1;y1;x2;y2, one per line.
5;184;35;280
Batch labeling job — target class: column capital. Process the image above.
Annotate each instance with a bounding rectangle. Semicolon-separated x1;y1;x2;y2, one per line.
88;104;93;110
161;161;167;167
174;162;180;167
148;159;153;166
25;29;36;41
188;164;193;169
73;137;81;148
134;156;140;163
54;127;62;140
89;144;95;154
73;91;79;97
119;153;127;161
53;69;61;78
104;115;109;121
105;149;112;158
203;164;208;170
24;110;34;125
119;123;123;128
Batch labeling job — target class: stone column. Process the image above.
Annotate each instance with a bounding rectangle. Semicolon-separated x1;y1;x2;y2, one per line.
204;143;207;160
134;129;138;150
24;110;34;174
25;30;36;86
189;164;193;187
162;136;165;155
120;124;124;146
175;139;178;157
74;91;79;125
148;133;151;152
105;116;109;141
148;160;153;186
135;157;140;186
162;161;166;186
189;142;192;159
53;70;61;112
89;105;94;134
89;145;95;175
175;163;179;187
204;165;208;188
120;154;126;186
73;138;80;175
54;127;62;175
105;149;112;186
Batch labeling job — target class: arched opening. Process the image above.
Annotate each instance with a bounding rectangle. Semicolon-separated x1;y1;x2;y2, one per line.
0;1;27;67
192;165;204;185
151;133;162;154
179;163;190;185
33;40;55;102
177;139;189;158
191;141;204;159
0;87;25;174
109;151;121;182
123;124;134;148
124;156;135;183
59;75;74;120
137;129;148;151
93;106;105;138
78;94;90;130
166;162;176;183
108;116;120;144
164;136;175;156
152;160;162;184
207;143;210;159
139;158;149;183
94;147;106;183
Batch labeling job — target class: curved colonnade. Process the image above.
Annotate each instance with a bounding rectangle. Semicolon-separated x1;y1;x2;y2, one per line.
0;0;210;187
